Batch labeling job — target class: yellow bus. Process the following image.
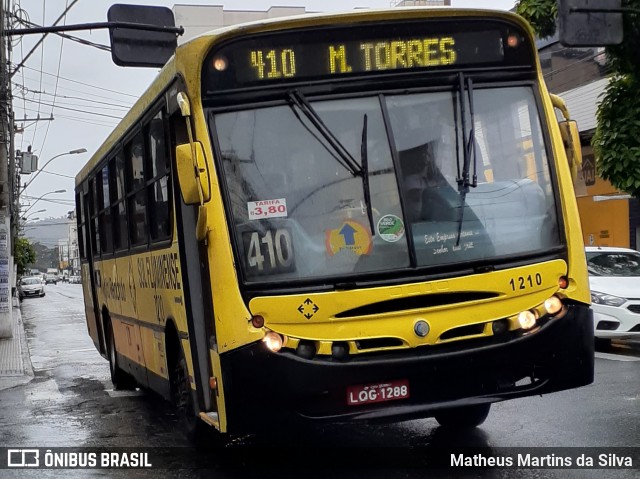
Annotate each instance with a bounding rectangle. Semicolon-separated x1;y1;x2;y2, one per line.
75;7;594;438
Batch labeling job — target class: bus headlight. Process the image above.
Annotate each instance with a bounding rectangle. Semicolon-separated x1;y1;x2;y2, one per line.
518;310;538;330
544;295;563;315
263;332;284;352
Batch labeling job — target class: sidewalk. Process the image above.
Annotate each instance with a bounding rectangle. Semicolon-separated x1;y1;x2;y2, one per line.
0;297;34;391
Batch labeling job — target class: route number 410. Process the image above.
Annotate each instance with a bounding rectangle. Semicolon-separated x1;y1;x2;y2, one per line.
245;228;295;274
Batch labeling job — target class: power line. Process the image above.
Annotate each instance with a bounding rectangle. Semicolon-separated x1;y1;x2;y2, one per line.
30;0;47;149
51;112;117;128
9;0;80;79
13;68;138;104
14;107;118;128
38;170;74;179
12;85;131;109
8;12;111;52
17;97;123;120
15;63;139;98
37;0;73;157
18;94;129;114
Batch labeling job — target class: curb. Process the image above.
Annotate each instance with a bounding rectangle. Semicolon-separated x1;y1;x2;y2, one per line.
0;297;34;391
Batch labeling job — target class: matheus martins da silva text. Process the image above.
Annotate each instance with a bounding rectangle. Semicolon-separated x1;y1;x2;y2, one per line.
451;453;634;468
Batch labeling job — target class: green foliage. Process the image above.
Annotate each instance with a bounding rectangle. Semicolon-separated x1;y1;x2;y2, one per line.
592;75;640;197
14;237;36;276
515;0;557;39
517;0;640;198
607;1;640;77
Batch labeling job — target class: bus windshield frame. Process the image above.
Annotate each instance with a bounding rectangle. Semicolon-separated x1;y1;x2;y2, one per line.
209;80;563;288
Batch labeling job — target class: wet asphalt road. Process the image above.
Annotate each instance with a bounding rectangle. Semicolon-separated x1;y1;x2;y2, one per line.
0;284;638;478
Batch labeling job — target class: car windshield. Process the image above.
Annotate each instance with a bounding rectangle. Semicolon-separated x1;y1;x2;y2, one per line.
586;251;640;276
213;86;560;284
21;278;40;285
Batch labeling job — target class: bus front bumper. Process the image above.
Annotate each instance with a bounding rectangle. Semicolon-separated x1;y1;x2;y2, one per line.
220;304;593;433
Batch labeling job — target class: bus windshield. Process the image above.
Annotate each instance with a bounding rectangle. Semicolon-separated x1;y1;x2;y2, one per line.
212;85;560;284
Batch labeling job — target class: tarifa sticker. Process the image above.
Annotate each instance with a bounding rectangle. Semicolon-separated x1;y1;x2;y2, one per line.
377;214;405;243
247;198;287;220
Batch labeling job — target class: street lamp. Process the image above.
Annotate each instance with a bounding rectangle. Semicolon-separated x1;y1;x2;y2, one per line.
22;148;87;192
23;189;66;215
21;209;45;221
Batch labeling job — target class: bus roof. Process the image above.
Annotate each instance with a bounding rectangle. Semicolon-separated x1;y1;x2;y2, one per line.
75;7;531;186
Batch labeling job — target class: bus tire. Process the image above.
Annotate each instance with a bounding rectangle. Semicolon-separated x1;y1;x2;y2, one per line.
171;349;207;443
434;403;491;429
106;321;137;390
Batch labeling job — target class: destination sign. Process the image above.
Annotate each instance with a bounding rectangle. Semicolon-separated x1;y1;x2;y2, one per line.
204;20;532;92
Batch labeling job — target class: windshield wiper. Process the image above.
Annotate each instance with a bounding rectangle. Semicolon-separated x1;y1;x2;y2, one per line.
361;114;375;234
288;90;362;177
288;90;375;235
455;72;478;246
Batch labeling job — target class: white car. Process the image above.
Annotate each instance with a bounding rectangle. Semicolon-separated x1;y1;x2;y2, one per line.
586;246;640;343
18;276;46;300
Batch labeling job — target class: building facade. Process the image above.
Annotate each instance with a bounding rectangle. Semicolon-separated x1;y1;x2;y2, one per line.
173;2;451;44
173;5;309;44
59;211;79;276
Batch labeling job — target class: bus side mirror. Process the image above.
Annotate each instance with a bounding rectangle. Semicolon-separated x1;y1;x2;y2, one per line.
559;120;582;181
176;142;211;205
107;4;178;67
559;120;587;195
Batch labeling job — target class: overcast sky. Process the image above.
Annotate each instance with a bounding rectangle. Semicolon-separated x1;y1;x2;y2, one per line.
11;0;516;221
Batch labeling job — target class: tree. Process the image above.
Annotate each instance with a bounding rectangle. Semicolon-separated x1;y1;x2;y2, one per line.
516;0;640;197
14;238;36;276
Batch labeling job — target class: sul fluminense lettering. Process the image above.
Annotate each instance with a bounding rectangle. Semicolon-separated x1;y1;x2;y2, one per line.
249;37;457;80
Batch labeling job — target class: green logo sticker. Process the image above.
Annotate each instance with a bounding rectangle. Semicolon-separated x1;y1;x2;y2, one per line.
377;214;405;243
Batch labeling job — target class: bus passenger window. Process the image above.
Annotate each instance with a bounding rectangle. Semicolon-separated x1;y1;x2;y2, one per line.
125;133;148;246
147;110;171;241
113;152;129;250
129;192;147;245
99;165;113;254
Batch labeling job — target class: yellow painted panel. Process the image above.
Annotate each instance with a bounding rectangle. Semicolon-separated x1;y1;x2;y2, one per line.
250;260;568;347
116;256;137;320
81;263;100;351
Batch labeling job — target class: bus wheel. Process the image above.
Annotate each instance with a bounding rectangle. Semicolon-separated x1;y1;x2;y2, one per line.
434;403;491;429
171;351;205;442
107;322;137;390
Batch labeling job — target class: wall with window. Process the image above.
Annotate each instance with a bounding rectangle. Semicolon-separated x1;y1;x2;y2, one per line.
576;167;630;248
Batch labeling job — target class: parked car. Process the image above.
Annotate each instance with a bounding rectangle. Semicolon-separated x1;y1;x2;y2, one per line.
44;274;58;285
18;276;46;300
586;246;640;345
69;275;81;284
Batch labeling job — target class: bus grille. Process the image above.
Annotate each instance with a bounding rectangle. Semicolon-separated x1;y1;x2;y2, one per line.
439;323;485;341
335;292;497;318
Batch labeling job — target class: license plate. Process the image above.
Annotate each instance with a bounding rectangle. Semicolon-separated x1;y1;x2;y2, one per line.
347;379;409;406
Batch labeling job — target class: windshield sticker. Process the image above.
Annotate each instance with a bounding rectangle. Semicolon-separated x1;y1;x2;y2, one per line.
377;214;405;243
424;229;478;255
247;198;288;220
325;220;372;256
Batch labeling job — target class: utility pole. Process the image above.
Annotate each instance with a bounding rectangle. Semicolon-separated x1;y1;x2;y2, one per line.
0;2;12;338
